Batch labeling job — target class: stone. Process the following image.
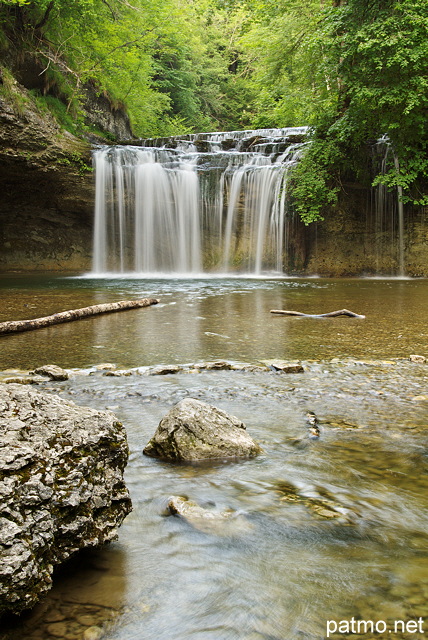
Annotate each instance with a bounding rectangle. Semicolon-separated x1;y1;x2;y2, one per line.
83;626;103;640
167;495;253;535
3;376;37;385
0;383;132;615
260;360;304;373
149;365;182;376
47;622;70;638
195;361;232;371
32;364;69;381
409;354;426;363
143;398;262;461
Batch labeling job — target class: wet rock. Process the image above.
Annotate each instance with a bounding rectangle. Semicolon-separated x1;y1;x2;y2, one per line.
149;365;182;376
305;411;321;438
231;364;270;372
46;622;69;638
409;354;426;363
32;364;69;381
3;376;38;385
103;370;132;377
260;360;304;373
410;395;428;402
95;363;116;371
143;397;262;461
196;361;233;371
167;495;252;535
0;383;132;615
275;480;357;523
83;626;103;640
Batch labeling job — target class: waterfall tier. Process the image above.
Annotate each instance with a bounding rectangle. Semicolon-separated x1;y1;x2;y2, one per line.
92;127;308;275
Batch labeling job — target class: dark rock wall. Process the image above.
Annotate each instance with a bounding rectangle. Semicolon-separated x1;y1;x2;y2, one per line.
301;186;428;277
0;82;95;273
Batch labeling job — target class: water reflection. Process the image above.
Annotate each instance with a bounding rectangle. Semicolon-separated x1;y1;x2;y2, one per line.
0;275;427;369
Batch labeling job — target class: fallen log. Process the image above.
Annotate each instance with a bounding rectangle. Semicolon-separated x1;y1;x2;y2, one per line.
0;298;160;336
270;308;365;319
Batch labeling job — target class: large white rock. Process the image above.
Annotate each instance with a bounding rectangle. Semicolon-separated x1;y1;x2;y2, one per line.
0;383;132;614
143;398;262;461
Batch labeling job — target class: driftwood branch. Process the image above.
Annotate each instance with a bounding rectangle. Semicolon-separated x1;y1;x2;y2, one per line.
0;298;159;336
270;308;365;319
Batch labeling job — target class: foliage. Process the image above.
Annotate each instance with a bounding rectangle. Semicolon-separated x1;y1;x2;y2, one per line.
291;0;428;222
0;0;254;136
0;0;427;222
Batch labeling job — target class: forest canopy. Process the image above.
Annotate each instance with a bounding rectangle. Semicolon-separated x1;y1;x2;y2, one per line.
0;0;427;222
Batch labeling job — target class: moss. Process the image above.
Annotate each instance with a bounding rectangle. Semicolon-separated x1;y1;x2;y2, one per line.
0;66;30;116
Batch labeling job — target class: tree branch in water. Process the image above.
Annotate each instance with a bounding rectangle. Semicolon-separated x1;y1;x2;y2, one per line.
270;309;365;318
0;299;159;335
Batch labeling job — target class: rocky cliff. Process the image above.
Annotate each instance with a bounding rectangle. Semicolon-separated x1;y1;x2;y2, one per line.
0;76;96;272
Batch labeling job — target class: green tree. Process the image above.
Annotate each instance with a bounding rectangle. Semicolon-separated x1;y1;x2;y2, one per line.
291;0;428;223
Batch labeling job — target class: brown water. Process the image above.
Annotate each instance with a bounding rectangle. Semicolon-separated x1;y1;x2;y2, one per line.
0;275;427;369
1;275;428;640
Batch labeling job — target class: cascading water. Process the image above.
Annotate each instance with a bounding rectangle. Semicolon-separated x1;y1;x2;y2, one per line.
92;127;308;275
371;136;406;276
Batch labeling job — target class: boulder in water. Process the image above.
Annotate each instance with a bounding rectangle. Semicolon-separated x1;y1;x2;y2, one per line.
143;398;262;461
32;364;69;381
0;383;132;614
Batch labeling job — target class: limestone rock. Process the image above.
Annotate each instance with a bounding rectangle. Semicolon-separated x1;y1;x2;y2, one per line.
409;354;426;363
149;365;182;376
0;383;132;615
167;496;253;535
260;360;304;373
32;364;69;381
143;398;262;461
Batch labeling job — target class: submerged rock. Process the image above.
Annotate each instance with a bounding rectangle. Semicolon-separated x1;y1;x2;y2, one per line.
143;398;262;461
166;495;252;535
0;383;132;615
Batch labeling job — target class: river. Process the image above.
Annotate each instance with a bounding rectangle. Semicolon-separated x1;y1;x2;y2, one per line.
1;274;427;640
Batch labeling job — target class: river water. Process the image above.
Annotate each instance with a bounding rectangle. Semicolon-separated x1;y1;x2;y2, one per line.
1;275;428;640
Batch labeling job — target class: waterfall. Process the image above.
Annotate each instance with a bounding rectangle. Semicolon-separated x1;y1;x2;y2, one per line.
92;127;308;275
371;136;406;276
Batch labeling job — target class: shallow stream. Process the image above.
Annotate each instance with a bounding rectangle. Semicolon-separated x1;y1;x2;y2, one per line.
0;276;427;640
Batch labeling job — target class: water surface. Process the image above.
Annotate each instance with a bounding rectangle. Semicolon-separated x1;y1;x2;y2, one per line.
0;275;427;369
0;275;427;640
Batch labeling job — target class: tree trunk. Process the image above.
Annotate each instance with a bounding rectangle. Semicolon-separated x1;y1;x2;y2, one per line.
270;308;365;318
0;298;159;335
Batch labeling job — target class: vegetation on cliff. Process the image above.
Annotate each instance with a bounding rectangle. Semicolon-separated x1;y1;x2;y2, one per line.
0;0;427;223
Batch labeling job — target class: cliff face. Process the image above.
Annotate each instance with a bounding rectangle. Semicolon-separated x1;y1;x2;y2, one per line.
303;186;428;277
0;76;96;272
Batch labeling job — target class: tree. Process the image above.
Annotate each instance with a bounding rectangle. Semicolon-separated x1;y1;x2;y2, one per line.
290;0;428;223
